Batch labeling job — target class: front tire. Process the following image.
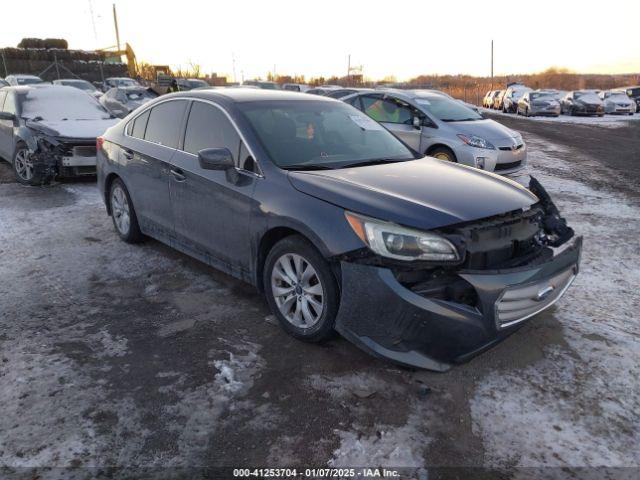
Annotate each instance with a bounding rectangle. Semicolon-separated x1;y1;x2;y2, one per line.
13;144;50;186
264;235;339;343
109;178;143;243
429;146;457;163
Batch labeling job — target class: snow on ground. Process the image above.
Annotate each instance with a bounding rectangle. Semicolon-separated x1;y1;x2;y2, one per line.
470;135;640;468
0;183;267;469
481;107;640;128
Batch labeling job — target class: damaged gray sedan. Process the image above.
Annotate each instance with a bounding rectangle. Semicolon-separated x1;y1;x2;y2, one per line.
0;85;117;185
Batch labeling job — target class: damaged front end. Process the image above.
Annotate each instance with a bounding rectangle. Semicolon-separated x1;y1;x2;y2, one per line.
334;177;581;371
20;126;98;184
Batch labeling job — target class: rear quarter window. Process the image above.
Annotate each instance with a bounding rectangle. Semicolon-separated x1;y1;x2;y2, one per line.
129;110;151;138
144;100;187;148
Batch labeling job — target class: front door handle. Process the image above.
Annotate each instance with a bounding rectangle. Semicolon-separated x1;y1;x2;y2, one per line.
170;168;186;182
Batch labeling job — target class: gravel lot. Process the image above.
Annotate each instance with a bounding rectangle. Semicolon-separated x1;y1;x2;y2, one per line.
1;118;639;479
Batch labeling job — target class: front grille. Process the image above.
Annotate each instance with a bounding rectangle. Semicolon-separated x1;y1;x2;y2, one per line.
495;160;522;171
496;267;576;328
498;144;524;151
72;146;97;157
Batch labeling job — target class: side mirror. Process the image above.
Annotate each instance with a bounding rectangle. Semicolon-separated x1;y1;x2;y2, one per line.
198;148;235;170
412;116;422;129
0;112;16;122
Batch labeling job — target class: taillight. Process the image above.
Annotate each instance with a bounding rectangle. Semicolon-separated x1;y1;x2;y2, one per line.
96;136;105;151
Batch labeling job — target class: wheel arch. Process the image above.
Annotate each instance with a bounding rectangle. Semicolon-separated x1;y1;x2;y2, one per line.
425;143;457;161
255;225;336;292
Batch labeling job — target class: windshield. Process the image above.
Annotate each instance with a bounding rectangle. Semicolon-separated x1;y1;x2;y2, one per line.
62;80;96;92
17;77;43;85
414;95;483;122
610;92;629;99
125;89;156;101
21;87;111;121
239;100;415;169
188;80;209;89
575;92;600;102
627;88;640;97
530;92;555;100
112;78;139;87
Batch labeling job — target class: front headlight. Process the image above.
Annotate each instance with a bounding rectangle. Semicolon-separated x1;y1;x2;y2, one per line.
457;134;495;150
345;212;460;262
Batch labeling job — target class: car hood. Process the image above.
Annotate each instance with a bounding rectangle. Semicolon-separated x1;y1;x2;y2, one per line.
288;158;538;231
445;118;519;142
26;118;118;139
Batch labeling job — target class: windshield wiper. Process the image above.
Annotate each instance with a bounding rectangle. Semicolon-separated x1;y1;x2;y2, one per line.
340;158;406;168
281;164;335;171
441;118;478;122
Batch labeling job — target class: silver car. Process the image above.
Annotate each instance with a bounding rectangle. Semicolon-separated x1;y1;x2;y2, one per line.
517;91;561;117
502;84;532;113
343;89;526;174
599;90;636;115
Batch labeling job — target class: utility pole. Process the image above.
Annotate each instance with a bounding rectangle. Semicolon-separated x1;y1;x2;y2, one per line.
347;54;351;86
490;39;494;91
113;4;121;52
232;52;237;84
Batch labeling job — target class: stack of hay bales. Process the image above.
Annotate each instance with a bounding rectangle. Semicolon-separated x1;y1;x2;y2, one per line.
1;38;128;82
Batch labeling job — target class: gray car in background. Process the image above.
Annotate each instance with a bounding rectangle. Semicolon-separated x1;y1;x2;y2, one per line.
599;90;635;115
517;90;561;117
560;90;605;116
343;89;526;174
100;86;159;118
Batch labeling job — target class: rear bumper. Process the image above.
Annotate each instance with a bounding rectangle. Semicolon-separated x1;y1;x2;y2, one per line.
334;236;582;371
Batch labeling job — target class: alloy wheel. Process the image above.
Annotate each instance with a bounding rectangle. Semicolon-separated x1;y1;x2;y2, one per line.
14;149;34;181
111;185;131;235
271;253;324;328
433;152;453;161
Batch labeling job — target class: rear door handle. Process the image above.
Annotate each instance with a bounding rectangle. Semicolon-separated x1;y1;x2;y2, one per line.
123;149;134;160
170;168;186;182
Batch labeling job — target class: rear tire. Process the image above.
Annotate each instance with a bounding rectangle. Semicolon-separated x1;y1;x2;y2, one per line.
109;178;143;243
264;235;339;343
429;146;457;163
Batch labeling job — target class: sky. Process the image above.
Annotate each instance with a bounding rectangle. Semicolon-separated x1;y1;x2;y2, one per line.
2;0;638;81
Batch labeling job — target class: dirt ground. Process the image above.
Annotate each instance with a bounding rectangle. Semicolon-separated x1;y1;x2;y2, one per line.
0;117;638;480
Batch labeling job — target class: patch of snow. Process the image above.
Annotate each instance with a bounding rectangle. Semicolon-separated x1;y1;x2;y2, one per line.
470;134;640;468
329;413;429;468
481;107;640;128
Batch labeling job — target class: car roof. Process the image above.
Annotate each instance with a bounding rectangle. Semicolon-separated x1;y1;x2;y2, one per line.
169;88;340;103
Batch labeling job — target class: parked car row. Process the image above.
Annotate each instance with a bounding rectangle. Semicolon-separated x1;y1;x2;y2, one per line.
0;83;581;370
484;84;637;117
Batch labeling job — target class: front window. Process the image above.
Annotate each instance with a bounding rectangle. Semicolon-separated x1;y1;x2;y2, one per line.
414;95;483;122
362;96;414;124
239;100;415;169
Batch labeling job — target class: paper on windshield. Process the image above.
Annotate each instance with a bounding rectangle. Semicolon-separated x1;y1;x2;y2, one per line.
349;114;384;131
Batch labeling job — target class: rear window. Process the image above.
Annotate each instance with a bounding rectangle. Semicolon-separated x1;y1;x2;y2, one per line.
144;100;187;148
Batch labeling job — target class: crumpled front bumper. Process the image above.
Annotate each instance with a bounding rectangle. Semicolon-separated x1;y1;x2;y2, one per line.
334;236;582;371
